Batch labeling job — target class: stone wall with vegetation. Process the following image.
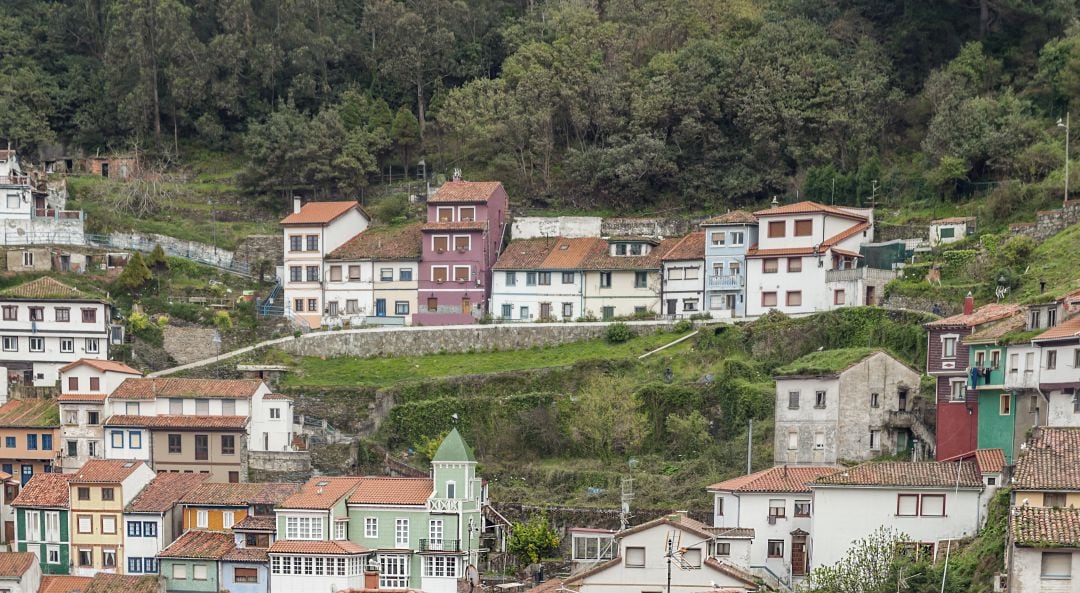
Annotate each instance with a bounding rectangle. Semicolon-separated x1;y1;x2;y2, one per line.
1010;200;1080;242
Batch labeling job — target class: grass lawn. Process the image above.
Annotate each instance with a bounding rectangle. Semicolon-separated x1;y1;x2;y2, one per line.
282;328;696;388
1018;220;1080;300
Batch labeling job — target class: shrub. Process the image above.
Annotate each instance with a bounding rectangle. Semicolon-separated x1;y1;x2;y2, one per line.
605;322;634;343
129;311;151;332
673;319;693;333
213;310;233;330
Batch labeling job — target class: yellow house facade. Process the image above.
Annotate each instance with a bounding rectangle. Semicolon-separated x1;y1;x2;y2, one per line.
68;459;155;576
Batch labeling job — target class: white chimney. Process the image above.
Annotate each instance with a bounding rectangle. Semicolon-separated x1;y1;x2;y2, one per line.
293;196;302;214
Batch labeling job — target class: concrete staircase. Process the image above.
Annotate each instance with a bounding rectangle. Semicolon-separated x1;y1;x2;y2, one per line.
884;410;937;458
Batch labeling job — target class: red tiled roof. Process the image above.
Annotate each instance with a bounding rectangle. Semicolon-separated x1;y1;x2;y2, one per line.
930;217;975;224
58;359;141;375
0;399;59;427
280;201;364;225
251;482;303;505
662;232;706;261
617;513;715;541
57;393;108;403
1012;506;1080;547
127;473;210;513
269;540;367;555
12;473;71;508
493;237;602;271
105;414;248;430
72;460;147;484
1014;428;1080;490
708;466;840;493
1032;315;1080;342
180;482;287;507
813;461;982;488
233;516;277;531
700;211;757;225
0;552;37;577
223;547;268;562
158;530;235;559
963;313;1025;344
111;378;263;400
40;576;93;593
753;200;868;221
822;221;871;248
924;303;1023;328
421;221;488;231
327;223;423;261
745;245;819;258
280;477;364;510
347;478;433;505
428;180;503;203
578;237;676;271
0;277;107;301
829;247;864;259
83;574;161;593
940;449;1006;475
704;527;756;538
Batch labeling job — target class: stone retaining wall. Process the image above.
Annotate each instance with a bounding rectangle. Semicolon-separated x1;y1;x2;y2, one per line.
235;234;283;268
248;450;313;482
163;326;222;365
106;231;234;268
1010;200;1080;242
600;216;708;238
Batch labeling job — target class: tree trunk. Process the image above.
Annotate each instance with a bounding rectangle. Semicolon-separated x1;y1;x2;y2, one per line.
979;0;990;38
417;77;426;140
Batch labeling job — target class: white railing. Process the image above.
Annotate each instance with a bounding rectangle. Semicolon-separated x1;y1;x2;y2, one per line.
706;274;744;289
428;498;461;512
825;267;900;283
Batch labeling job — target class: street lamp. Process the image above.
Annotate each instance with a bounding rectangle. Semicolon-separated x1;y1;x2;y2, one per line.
1059;113;1070;205
207;197;218;257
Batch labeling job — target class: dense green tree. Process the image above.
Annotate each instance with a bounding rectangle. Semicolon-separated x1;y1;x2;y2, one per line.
390;105;421;170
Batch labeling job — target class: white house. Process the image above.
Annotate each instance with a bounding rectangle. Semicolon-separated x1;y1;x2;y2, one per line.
1008;506;1080;593
0;552;41;593
928;217;975;247
0;150;34;221
745;201;874;317
491;237;596;321
562;513;759;593
1033;315;1080;427
322;223;422;325
0;277;112;387
57;359;141;472
123;472;209;575
772;349;925;465
707;465;838;582
809;461;984;569
280;198;370;328
661;231;705;318
569;528;616;574
581;238;677;320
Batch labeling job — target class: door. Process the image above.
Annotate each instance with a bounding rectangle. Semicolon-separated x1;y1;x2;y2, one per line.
462;297;472;315
865;286;876;306
666;299;677;315
375;299;387;317
100;163;109;178
602;306;615;321
791;535;807;576
725;294;737;310
195;435;209;460
21;464;33;486
540;303;551;320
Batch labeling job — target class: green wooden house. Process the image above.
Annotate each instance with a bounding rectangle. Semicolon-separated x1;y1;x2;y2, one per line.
11;472;71;575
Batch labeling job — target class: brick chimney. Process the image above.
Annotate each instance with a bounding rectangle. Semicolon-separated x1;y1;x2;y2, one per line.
963;292;974;316
293;196;302;214
364;563;379;590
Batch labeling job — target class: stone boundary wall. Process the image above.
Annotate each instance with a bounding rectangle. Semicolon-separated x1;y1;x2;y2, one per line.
1010;200;1080;242
235;234;283;267
600;216;708;238
163;327;222;365
511;217;602;240
280;320;676;359
105;231;235;268
248;450;312;482
0;218;86;246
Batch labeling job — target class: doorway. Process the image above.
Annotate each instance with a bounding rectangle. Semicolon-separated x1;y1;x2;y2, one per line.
865;286;876;306
898;388;909;411
100;163;109;178
666;299;677;315
461;297;472;315
791;533;808;576
375;299;387;317
725;294;736;310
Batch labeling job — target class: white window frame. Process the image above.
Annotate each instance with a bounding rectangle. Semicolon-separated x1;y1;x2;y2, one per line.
29;337;44;352
222;511;235;529
949;379;966;402
335;519;347;540
436;207;454;222
285;515;324;540
431;265;450;283
395;518;409;547
423;555;458;578
452;265;471;282
452;235;472;252
365;517;378;538
25;511;40;542
429;519;444;549
60;338;74;353
380;554;410;588
196;510;209;529
941;334;958;359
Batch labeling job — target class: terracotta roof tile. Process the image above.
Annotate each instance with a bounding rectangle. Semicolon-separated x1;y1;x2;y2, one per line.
11;473;71;508
822;221;871;247
111;378;263;400
617;513;715;541
158;530;235;559
421;221;488;231
746;245;821;258
268;540;367;555
813;461;982;488
280;201;364;226
830;247;864;258
83;574;160;593
40;576;93;593
1012;506;1080;547
708;466;840;493
1014;428;1080;490
1033;315;1080;342
347;478;432;505
963;313;1025;343
428;181;503;203
753;200;868;221
0;552;36;577
223;547;268;562
57;393;108;403
493;237;602;271
327;223;423;261
700;211;757;225
180;482;287;507
280;477;363;510
0;277;107;301
578;237;676;271
58;359;141;375
940;449;1007;475
105;415;248;430
0;399;58;427
703;527;756;538
127;473;211;512
71;460;147;484
662;232;706;261
930;217;975;224
233;516;277;531
924;303;1023;328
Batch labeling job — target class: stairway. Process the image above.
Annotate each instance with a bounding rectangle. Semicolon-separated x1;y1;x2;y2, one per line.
884;410;937;458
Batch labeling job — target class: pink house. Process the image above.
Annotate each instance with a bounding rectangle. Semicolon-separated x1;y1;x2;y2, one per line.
414;179;509;325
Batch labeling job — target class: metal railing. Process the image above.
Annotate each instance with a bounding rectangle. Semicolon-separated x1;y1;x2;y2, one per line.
824;267;900;283
706;274;744;289
419;539;461;552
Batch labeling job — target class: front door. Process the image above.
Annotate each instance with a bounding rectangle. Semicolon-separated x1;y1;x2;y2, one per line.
666;299;677;315
725;294;737;310
540;303;551;320
462;297;472;315
866;285;876;306
375;299;387;317
20;464;33;486
100;163;109;178
791;535;807;576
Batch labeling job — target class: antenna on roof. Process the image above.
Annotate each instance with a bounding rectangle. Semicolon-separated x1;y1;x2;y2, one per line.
452;168;462;182
771;196;779;207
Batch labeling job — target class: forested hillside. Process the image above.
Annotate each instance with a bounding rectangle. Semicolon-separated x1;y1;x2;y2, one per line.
4;0;1079;215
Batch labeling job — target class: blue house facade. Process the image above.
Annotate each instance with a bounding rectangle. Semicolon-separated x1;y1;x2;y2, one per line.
222;553;269;593
701;211;758;317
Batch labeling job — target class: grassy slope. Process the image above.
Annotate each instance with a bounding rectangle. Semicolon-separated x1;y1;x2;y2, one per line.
282;328;694;388
1018;220;1080;300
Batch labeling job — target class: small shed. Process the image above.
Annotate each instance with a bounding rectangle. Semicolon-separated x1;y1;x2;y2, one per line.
928;217;976;247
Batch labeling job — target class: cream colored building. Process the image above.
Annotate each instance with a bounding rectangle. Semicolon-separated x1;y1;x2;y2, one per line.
322;223;422;325
581;238;676;320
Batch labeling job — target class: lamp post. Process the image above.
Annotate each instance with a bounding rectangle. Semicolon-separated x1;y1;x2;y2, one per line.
208;197;218;257
1059;112;1070;205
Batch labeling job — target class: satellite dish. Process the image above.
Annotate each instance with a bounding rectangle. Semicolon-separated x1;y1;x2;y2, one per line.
465;565;480;592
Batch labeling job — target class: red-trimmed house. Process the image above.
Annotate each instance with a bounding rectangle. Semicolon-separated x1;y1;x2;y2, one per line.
924;296;1021;461
414;177;508;325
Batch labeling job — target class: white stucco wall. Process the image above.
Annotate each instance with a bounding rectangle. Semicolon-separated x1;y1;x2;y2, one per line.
511;217;602;240
1011;547;1080;593
491;269;585;321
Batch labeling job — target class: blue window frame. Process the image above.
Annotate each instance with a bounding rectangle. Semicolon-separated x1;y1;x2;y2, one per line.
128;557;142;573
41;434;52;451
144;558;158;573
20;465;32;486
1;464;10;475
26;434;37;450
129;431;142;449
143;521;157;537
111;431;124;449
127;521;142;537
3;437;12;448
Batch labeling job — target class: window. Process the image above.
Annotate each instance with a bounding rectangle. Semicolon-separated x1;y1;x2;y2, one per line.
68;377;79;392
270;408;281;420
459;206;475;221
870;392;880;408
306;266;319;282
788;391;800;409
100;516;117;536
60;338;73;353
991;350;1001;369
763;258;779;273
90;377;100;391
67;440;77;456
562;272;575;284
432;266;448;283
110;431;124;449
29;306;44;321
193;564;208;580
1031;310;1042;329
762;292;778;307
173;563;187;579
289;236;302;251
682;548;702;568
869;429;881;451
223;511;235;529
365;517;378;538
815;390;827;408
795;500;811;517
897;494;919;516
768;221;786;238
815;432;825;450
27;434;37;450
2;306;16;320
329;266;342;282
195;434;209;460
380;268;394;281
600;272;612;288
711;232;726;246
625;547;645;567
1;337;15;352
85;338;99;354
787;431;798;450
285;516;323;539
538;272;551;286
293;298;304;312
423;556;458;578
786;291;802;307
730;231;745;245
715;542;731;556
729;261;741;276
787;258;803;274
221;435;236;455
1045;493;1067;508
453;266;470;282
78;487;90;501
437;207;453;222
1000;393;1012;416
942;336;957;358
505;272;517;286
47;545;59;565
1041;552;1072;579
768;499;786;518
346;265;361;280
1049;309;1058;327
128;521;142;537
453;236;470;251
168;434;181;454
81;308;97;323
234;567;258;583
29;337;43;352
128;558;143;573
950;380;966;402
433;236;450;253
919;494;945;516
3;436;12;448
562;303;573;318
429;519;444;547
380;554;410;588
21;251;34;267
88;440;98;455
101;487;114;501
833;289;846;305
767;540;785;558
25;511;40;542
79;549;92;567
290;267;302;282
1047;350;1058;370
446;481;456;499
334;519;347;540
77;515;93;534
794;219;813;236
306;235;318;251
346;299;359;314
196;510;209;529
395;518;409;546
634;271;647;288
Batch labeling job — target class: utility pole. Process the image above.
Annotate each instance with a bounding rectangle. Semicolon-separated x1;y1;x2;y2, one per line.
747;419;753;474
1059;113;1070;205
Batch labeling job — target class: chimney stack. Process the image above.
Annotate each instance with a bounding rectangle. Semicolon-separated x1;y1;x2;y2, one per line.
364;563;380;590
963;292;974;316
293;196;302;214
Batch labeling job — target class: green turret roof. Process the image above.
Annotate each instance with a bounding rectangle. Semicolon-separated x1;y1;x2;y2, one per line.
433;428;475;462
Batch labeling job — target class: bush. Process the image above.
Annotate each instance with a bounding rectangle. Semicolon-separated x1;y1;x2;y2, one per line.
673;319;693;333
373;195;408;222
605;322;634;343
129;311;151;332
213;310;233;330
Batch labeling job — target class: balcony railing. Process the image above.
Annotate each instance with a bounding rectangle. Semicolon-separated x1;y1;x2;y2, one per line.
33;208;84;220
419;539;461;552
427;498;461;512
825;267;899;283
0;175;32;186
706;274;744;289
